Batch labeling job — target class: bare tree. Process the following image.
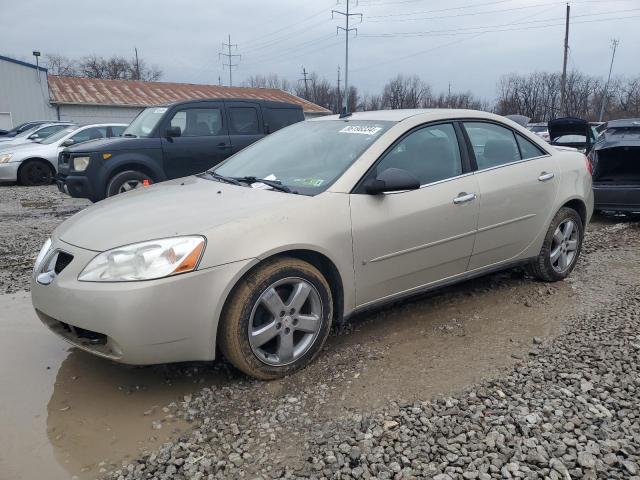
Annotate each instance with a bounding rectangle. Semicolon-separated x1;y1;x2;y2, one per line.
381;75;430;109
44;54;77;76
243;74;292;92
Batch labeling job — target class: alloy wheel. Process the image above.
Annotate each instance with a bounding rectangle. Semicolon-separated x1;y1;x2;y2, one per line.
118;180;142;193
248;277;323;366
550;219;579;273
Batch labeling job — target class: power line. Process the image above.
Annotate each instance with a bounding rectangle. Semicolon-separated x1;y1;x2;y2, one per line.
560;3;570;117
242;6;331;48
333;0;363;115
599;39;620;121
358;8;640;37
350;4;634;73
219;34;241;87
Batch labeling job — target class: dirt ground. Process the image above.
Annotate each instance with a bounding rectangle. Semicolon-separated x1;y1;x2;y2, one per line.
0;185;638;479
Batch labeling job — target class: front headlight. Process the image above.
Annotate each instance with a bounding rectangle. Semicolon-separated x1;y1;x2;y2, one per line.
33;238;53;274
0;153;13;164
78;236;206;282
72;156;90;171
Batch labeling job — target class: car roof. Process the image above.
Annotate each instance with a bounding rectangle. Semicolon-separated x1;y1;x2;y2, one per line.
310;109;507;123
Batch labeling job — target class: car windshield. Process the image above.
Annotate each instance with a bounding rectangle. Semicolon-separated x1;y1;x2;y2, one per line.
214;120;394;195
123;107;168;137
40;127;75;145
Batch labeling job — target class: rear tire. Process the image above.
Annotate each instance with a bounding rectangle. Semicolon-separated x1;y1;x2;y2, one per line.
528;207;583;282
18;159;54;186
218;257;333;380
106;170;152;197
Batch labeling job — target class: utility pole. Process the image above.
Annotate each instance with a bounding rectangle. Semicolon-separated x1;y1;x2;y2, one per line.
218;75;222;86
134;47;140;80
448;81;452;108
599;39;619;122
337;65;341;113
300;67;310;99
333;0;362;115
219;34;241;87
560;3;570;116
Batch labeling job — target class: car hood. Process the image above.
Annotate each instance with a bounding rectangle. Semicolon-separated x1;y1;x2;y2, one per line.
67;136;160;153
55;176;309;251
1;141;52;157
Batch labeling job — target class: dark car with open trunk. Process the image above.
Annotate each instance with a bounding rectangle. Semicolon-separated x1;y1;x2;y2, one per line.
589;118;640;213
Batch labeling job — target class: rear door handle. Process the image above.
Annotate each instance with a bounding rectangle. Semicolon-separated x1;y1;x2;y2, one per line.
453;192;477;204
538;172;555;182
217;143;232;149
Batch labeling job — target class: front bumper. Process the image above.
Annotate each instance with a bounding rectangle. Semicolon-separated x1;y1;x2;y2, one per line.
593;184;640;212
31;238;254;365
56;174;96;200
0;162;20;181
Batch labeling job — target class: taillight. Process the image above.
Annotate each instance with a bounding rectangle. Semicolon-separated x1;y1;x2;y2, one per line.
584;154;593;176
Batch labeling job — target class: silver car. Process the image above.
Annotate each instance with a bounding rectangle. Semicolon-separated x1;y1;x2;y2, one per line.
0;122;74;148
0;123;127;185
31;110;593;379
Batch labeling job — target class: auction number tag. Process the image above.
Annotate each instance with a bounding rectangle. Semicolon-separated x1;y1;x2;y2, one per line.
153;108;168;114
339;125;382;136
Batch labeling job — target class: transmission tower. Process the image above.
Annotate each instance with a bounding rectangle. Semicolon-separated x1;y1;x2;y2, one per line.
300;66;310;99
332;0;362;115
219;34;241;87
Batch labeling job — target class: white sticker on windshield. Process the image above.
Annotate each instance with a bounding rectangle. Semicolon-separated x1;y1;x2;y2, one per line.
153;107;167;114
339;125;382;136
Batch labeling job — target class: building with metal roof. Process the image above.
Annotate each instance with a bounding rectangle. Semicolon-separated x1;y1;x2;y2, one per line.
0;54;330;129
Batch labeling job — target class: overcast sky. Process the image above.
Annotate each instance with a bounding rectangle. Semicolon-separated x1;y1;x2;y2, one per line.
2;0;639;101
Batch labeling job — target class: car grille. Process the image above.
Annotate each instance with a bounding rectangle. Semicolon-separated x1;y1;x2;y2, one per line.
59;151;71;166
54;251;73;274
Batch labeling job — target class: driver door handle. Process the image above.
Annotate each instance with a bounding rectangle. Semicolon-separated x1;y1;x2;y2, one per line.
217;143;233;149
453;192;477;205
538;171;555;182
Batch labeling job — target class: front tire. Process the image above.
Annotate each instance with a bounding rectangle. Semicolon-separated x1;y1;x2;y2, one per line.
18;159;54;186
528;207;583;282
218;257;333;380
106;170;152;197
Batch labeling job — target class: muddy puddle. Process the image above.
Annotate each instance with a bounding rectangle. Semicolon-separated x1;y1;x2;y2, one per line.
0;292;227;480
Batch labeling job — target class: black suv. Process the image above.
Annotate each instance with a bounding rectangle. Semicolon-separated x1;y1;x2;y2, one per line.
57;99;305;201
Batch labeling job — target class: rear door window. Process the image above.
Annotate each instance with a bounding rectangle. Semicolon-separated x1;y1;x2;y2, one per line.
110;126;126;137
266;108;304;131
463;122;521;169
169;108;224;137
516;134;546;159
229;107;260;135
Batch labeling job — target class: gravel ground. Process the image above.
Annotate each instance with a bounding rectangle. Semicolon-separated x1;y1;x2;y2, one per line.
107;286;640;480
0;185;90;294
1;185;639;480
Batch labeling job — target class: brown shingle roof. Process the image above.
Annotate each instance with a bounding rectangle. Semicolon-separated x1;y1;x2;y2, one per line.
48;76;331;114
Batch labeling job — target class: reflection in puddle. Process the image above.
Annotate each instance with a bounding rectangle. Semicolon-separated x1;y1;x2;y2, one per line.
0;293;229;479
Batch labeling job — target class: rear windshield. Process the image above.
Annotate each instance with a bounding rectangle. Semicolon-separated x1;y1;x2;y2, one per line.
528;126;547;133
606;126;640;135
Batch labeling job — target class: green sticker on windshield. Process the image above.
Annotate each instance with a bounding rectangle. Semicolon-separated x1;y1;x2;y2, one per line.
295;178;325;186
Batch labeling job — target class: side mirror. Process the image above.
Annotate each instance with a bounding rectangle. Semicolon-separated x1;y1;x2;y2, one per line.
28;134;39;140
61;138;74;147
166;126;181;138
364;167;420;195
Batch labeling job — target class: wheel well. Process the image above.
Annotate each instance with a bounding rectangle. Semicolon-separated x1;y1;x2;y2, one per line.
17;157;54;176
107;164;157;183
562;199;587;227
225;250;345;326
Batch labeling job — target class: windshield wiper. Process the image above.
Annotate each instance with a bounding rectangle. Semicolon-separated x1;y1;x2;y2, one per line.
200;171;243;185
234;176;296;194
